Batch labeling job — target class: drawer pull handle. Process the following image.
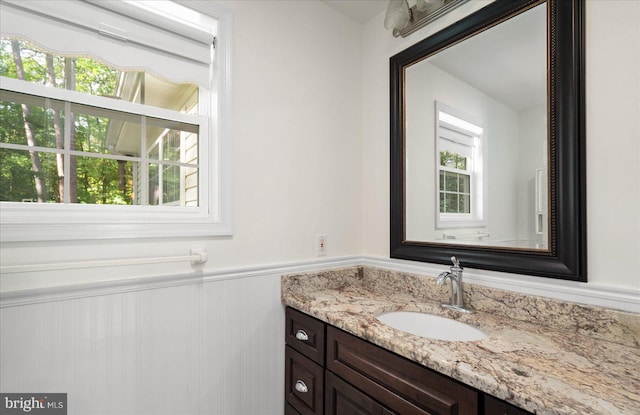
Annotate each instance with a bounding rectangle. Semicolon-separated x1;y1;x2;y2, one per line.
295;380;308;393
295;329;309;341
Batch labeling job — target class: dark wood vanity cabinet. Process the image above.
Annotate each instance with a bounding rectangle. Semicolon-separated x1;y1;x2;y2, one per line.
285;307;531;415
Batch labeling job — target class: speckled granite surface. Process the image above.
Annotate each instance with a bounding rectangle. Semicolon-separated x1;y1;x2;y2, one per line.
281;266;640;415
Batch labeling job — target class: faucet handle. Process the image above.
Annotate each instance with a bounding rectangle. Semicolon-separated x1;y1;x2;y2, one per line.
442;256;474;313
450;256;462;269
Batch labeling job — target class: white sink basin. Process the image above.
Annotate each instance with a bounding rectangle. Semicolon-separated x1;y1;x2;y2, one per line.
376;311;488;341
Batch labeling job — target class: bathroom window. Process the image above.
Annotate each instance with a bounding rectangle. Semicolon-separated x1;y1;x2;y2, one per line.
0;0;232;241
435;102;485;228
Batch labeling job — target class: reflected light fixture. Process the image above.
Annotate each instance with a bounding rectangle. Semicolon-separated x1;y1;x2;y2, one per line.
384;0;469;38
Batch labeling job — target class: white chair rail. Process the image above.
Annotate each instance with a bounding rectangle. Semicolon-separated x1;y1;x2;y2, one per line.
0;248;207;274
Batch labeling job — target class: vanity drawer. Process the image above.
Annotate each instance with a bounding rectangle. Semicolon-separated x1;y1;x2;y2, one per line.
327;326;478;415
285;345;324;415
286;307;326;365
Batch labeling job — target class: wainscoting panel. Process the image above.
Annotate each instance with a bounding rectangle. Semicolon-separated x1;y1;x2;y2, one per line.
0;272;285;415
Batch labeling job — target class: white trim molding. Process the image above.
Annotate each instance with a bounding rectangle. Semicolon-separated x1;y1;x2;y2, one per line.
1;255;638;313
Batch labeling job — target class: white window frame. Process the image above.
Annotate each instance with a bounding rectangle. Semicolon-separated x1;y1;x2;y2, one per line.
435;102;486;229
0;0;233;242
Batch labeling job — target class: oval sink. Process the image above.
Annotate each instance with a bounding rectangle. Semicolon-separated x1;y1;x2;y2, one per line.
376;311;487;341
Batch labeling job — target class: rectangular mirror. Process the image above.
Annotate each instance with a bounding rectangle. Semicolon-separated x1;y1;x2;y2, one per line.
390;0;586;280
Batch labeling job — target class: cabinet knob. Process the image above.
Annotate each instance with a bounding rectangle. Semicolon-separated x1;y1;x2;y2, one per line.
294;380;308;393
295;329;309;341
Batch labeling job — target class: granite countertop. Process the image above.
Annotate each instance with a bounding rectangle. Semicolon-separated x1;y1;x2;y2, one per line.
281;267;640;415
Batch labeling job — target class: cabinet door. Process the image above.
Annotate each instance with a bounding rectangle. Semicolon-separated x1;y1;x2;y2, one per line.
285;402;301;415
285;346;324;415
326;371;394;415
484;395;533;415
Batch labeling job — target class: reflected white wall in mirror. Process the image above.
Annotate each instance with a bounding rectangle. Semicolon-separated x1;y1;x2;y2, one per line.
404;2;548;250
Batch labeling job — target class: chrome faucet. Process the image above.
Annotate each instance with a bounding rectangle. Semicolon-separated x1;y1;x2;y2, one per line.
436;256;474;314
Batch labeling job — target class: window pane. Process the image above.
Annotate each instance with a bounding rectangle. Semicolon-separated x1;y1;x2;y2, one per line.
163;131;181;162
1;39;64;87
145;117;199;207
1;92;65;149
149;163;159;205
456;155;467;170
440;173;472;214
134;73;199;112
148;143;160;160
146;117;198;162
163;164;181;205
459;174;470;193
1;39;198;112
444;193;458;213
148;162;198;207
184;165;198;207
444;171;458;192
459;194;470;213
0;148;60;202
75;156;135;205
72;104;142;156
440;151;470;171
440;151;456;167
149;163;182;206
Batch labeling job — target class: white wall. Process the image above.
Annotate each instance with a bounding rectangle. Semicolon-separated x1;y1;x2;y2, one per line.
361;0;640;291
584;0;640;290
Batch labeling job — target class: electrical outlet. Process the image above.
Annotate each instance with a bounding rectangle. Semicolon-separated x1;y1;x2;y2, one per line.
316;234;327;257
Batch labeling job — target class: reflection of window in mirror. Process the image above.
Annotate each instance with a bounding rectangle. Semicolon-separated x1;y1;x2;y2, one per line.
435;102;485;229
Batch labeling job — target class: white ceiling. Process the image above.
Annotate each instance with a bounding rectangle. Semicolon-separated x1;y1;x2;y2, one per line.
322;0;388;24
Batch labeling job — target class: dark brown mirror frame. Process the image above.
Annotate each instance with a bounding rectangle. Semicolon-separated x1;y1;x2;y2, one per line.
390;0;586;281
